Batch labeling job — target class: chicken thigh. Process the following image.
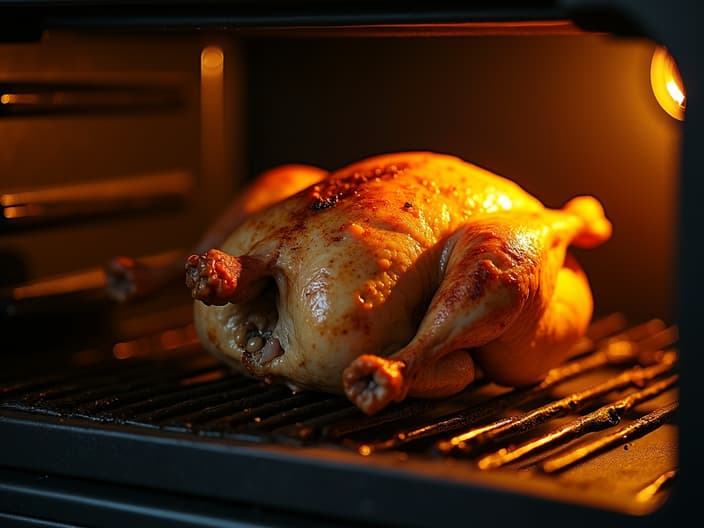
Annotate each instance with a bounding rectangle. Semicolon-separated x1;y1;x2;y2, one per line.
185;152;611;415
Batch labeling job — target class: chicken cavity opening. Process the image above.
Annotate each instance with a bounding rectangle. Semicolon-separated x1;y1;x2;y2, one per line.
232;279;285;372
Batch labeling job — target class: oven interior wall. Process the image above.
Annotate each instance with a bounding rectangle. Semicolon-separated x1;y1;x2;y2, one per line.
0;31;241;346
0;33;225;274
242;33;681;324
0;30;681;334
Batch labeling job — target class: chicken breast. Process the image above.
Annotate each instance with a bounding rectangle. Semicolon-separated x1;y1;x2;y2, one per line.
185;152;612;415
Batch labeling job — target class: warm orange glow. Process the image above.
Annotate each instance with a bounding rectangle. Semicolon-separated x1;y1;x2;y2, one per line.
357;444;372;456
111;324;200;361
11;268;105;299
179;371;225;386
112;342;135;360
201;45;224;73
650;46;686;121
200;44;227;189
0;93;41;105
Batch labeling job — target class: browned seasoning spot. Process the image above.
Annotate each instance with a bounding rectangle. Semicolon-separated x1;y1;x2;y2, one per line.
403;201;413;209
312;193;342;210
430;258;499;322
346;309;372;336
273;216;307;249
310;163;410;211
469;261;498;301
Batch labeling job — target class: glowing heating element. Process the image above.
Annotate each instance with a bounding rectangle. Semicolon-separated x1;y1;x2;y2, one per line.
201;45;226;183
650;46;686;121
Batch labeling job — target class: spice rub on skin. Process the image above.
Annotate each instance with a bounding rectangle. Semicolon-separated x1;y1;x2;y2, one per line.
187;152;612;415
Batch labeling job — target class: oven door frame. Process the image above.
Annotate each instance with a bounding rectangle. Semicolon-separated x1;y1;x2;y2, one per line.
0;1;699;526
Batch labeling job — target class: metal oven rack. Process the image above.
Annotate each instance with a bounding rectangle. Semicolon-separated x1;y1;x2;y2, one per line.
0;314;679;527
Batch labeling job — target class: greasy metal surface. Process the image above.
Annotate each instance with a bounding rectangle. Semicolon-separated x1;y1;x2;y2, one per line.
0;313;679;517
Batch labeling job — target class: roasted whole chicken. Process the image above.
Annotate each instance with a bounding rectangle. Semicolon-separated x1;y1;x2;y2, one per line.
109;152;612;415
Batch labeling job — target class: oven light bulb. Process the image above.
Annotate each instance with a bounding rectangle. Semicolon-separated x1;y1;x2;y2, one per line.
650;46;686;121
665;79;685;107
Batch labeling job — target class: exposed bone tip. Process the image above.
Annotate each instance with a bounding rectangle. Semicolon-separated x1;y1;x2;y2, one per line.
184;249;242;306
343;354;407;415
